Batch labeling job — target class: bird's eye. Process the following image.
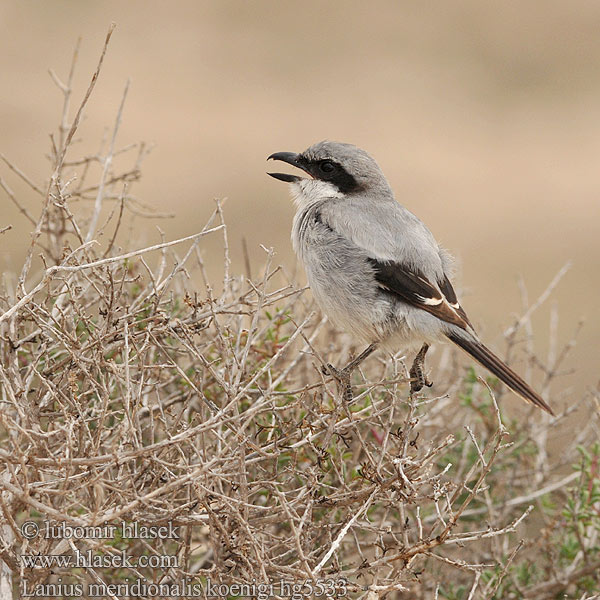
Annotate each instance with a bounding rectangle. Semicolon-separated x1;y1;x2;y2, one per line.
319;161;335;174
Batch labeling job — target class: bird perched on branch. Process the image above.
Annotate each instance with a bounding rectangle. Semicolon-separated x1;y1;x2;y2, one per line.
267;141;553;415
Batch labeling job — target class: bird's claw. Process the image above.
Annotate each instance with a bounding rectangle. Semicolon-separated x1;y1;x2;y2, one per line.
321;363;353;402
409;343;432;394
321;363;340;378
320;345;377;403
409;373;433;394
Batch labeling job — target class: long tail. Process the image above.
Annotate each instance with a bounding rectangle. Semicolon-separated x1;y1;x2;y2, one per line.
446;331;554;416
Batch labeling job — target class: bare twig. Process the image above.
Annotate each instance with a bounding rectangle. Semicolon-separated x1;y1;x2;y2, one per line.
1;34;595;600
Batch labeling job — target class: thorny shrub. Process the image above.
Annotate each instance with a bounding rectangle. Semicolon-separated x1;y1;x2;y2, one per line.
0;28;598;600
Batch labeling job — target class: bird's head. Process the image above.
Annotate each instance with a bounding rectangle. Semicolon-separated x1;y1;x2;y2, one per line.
267;141;392;204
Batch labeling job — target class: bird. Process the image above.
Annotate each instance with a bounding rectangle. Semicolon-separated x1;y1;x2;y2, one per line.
267;141;554;415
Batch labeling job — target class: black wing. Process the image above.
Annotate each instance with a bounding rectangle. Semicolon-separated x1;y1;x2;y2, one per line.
438;273;473;329
368;258;472;330
368;259;554;414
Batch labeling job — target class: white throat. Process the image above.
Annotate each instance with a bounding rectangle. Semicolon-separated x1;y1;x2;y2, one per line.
289;179;343;209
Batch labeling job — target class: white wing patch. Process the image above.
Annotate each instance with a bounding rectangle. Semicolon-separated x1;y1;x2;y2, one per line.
416;294;443;306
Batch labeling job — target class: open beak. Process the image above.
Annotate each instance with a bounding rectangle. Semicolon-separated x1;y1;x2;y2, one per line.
267;152;309;182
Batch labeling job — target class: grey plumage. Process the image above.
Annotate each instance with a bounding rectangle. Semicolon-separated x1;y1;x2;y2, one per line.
267;141;553;415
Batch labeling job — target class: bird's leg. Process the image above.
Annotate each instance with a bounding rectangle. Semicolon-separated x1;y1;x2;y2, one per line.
322;343;378;402
410;343;433;393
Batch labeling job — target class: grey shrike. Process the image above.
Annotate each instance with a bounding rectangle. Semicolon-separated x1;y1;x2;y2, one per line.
267;141;553;415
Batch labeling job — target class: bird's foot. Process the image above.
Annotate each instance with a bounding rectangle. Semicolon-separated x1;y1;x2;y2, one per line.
321;363;354;403
409;343;433;393
321;344;378;403
410;369;433;394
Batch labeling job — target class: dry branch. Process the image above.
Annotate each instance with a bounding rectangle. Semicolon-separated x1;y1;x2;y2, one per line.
0;30;597;600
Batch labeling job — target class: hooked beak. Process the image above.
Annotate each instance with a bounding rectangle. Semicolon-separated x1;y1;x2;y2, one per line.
267;152;309;182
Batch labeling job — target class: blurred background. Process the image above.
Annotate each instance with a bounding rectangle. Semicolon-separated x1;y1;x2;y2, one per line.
1;1;598;404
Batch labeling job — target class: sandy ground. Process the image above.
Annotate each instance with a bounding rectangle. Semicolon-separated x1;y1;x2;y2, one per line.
1;1;598;412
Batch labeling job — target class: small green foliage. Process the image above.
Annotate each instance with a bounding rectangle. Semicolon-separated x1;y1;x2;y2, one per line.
438;583;468;599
